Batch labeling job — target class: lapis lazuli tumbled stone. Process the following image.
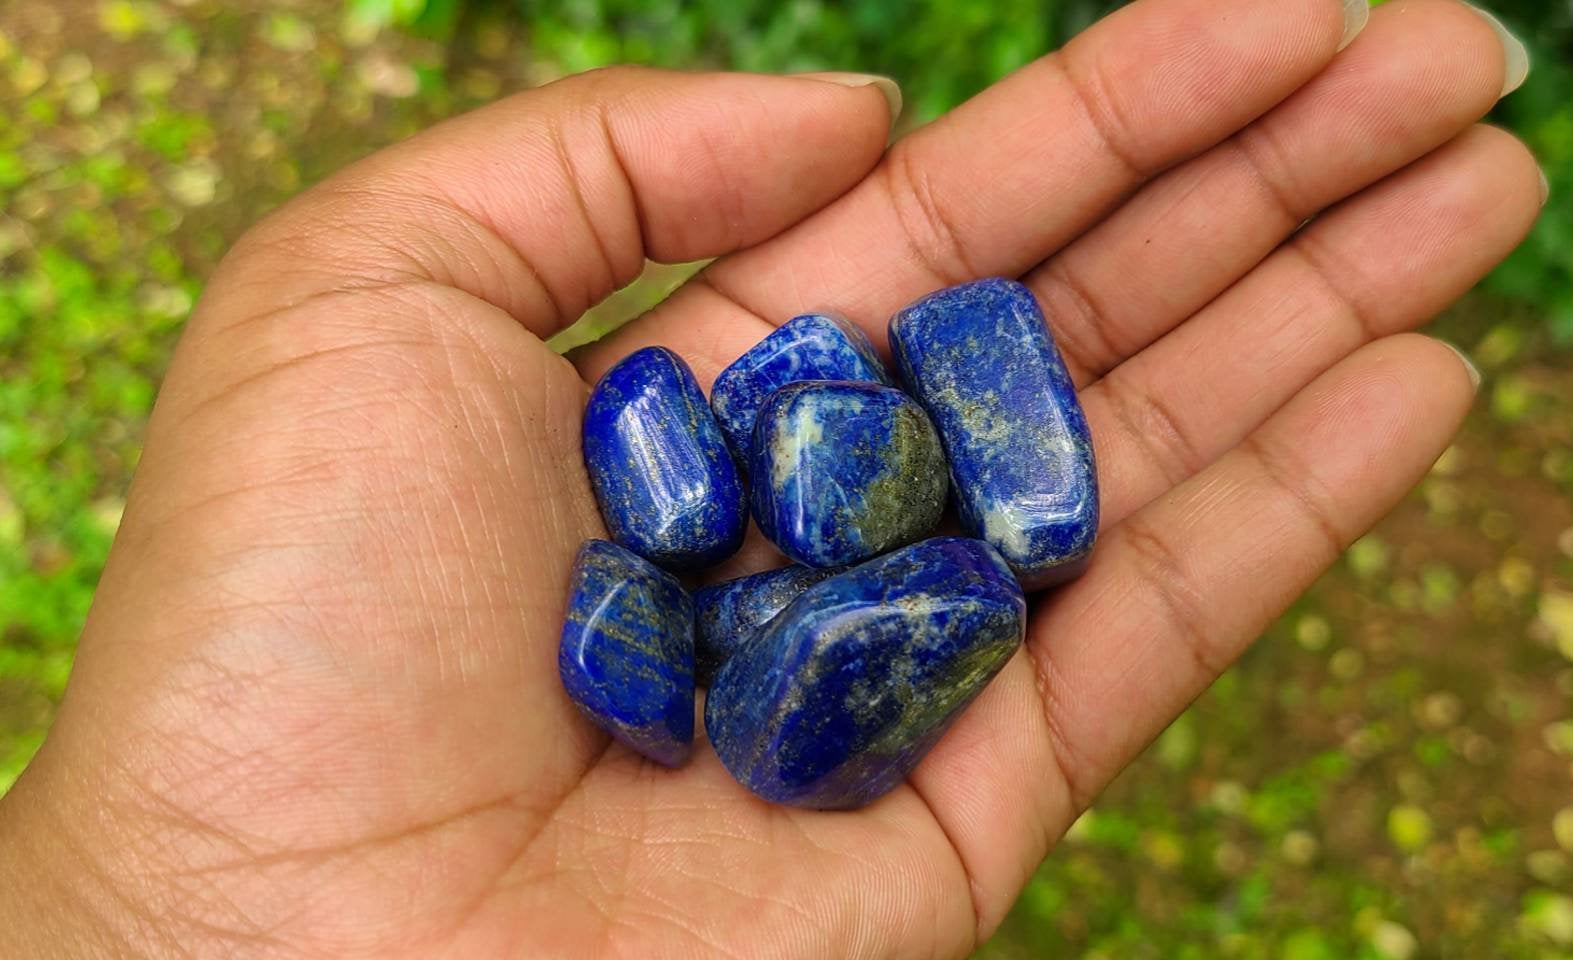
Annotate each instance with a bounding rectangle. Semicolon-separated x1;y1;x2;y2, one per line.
582;346;746;570
749;381;948;568
705;537;1025;809
559;539;695;767
890;278;1099;589
710;312;892;462
692;564;840;686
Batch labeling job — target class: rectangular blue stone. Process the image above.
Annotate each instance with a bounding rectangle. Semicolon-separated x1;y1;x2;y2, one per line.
889;278;1099;588
582;346;746;570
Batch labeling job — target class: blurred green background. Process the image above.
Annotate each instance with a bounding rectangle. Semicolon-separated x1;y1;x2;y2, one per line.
2;0;1571;955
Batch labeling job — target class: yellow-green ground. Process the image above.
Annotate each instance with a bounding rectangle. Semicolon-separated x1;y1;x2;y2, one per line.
2;2;1571;955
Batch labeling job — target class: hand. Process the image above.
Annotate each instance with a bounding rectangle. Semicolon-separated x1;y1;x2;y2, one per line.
0;0;1542;956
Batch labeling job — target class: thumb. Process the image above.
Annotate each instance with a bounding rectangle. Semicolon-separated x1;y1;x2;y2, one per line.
61;66;898;781
21;67;898;877
209;66;900;339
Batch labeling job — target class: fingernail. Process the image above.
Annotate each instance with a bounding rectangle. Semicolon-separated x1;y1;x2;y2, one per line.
1339;0;1370;52
1461;3;1531;96
1538;166;1551;206
802;72;903;123
1440;341;1482;392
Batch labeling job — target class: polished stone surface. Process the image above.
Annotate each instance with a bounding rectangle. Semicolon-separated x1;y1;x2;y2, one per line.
710;312;891;463
705;537;1025;809
582;346;746;570
890;278;1099;588
692;564;839;686
559;539;694;767
749;381;948;568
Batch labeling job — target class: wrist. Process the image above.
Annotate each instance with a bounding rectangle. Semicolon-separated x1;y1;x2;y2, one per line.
0;765;143;957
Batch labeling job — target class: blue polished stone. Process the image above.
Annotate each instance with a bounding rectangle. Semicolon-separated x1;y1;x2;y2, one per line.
692;564;840;686
559;539;694;767
749;381;948;568
890;278;1099;589
583;346;746;570
705;537;1025;809
711;312;892;463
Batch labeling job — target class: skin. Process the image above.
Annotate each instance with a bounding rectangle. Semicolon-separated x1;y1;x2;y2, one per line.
0;0;1544;956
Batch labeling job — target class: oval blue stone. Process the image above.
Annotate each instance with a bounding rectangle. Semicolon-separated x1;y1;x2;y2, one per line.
692;564;840;686
705;537;1025;810
559;539;694;767
710;312;891;463
582;346;746;570
890;278;1099;588
749;381;948;568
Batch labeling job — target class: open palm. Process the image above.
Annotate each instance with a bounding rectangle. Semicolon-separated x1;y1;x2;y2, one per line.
0;0;1543;956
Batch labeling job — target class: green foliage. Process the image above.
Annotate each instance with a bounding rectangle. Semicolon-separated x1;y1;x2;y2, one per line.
1488;18;1573;341
0;39;202;780
356;0;1122;121
345;0;466;40
135;110;214;162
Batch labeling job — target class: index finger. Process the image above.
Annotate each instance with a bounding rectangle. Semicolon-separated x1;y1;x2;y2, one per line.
579;0;1358;380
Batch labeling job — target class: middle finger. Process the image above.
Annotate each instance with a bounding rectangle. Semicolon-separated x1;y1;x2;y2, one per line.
575;0;1349;382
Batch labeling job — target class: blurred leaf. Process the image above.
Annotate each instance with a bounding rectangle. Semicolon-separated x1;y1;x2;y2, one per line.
1156;711;1198;772
1520;890;1573;947
1540;587;1573;661
1283;928;1337;960
1368;920;1417;960
1346;535;1390;579
1387;805;1433;853
262;13;318;53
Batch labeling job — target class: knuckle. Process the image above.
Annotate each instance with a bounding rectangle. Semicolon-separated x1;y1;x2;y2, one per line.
1117;515;1226;678
1054;50;1148;180
1101;372;1209;486
1032;264;1125;378
1239;433;1346;558
880;142;974;286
